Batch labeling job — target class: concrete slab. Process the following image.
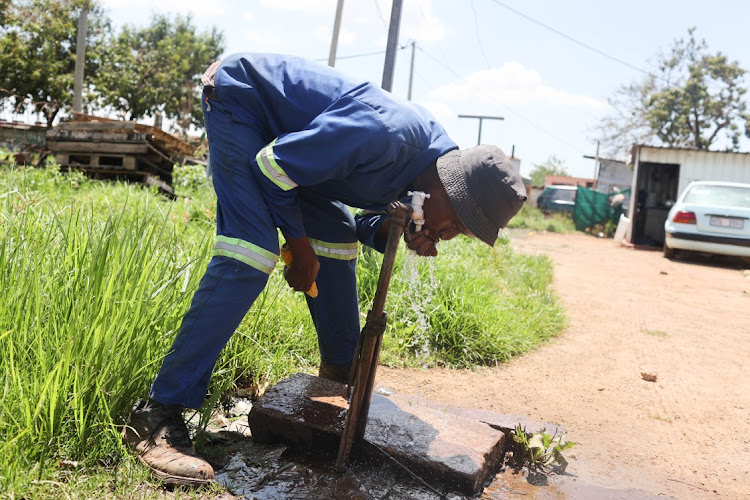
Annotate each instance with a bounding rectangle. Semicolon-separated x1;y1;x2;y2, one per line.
378;389;564;437
248;373;506;496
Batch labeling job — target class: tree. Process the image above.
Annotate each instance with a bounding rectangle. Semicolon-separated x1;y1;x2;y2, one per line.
595;28;750;158
529;155;568;187
95;14;224;133
0;0;110;127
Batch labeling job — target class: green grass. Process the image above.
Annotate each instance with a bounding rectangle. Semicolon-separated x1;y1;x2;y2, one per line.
0;159;566;497
506;204;576;233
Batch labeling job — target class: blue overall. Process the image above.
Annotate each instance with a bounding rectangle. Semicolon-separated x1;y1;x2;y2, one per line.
150;53;457;408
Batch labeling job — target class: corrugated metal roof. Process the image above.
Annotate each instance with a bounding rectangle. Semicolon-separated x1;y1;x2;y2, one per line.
633;144;750;157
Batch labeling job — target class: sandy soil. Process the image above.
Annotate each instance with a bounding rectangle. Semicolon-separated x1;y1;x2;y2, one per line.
378;231;750;499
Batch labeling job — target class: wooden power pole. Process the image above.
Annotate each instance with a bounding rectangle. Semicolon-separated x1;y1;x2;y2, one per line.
73;4;89;113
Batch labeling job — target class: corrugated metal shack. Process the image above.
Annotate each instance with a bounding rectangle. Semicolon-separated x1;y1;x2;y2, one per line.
626;145;750;244
46;114;196;198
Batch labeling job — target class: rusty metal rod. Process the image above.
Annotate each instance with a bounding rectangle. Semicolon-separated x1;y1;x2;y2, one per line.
336;201;412;470
354;326;384;441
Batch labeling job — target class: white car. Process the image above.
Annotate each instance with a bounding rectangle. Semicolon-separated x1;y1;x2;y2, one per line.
663;181;750;258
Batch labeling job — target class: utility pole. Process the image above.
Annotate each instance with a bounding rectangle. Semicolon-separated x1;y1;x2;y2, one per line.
583;140;601;181
381;0;403;92
328;0;345;67
458;114;504;145
73;3;89;114
406;40;416;100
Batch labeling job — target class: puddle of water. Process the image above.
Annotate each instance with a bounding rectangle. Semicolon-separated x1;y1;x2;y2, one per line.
214;440;450;499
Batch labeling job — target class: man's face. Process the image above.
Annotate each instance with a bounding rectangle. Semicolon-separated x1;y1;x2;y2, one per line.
404;183;473;256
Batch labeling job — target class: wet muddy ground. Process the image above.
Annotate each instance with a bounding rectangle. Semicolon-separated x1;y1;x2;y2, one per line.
204;435;666;499
194;398;667;499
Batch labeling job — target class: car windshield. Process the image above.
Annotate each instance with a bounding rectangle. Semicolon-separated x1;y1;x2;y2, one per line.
683;184;750;208
552;189;576;202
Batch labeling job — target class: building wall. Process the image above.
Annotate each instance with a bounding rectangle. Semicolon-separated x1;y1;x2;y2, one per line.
544;175;595;188
596;159;632;193
527;186;544;207
637;146;750;196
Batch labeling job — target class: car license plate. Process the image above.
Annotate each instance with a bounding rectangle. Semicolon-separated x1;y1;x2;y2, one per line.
710;216;744;229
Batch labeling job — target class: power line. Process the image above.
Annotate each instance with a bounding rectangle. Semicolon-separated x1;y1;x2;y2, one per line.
470;0;491;69
414;45;587;155
315;47;407;62
486;0;655;79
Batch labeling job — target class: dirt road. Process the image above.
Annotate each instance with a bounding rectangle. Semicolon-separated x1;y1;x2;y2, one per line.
379;231;750;499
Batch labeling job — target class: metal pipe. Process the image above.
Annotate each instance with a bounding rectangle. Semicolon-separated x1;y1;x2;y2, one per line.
336;201;412;470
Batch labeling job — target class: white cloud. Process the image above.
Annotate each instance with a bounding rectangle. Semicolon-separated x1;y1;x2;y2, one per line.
242;28;285;52
260;0;336;12
100;0;230;18
401;0;446;43
337;0;447;49
314;24;357;45
419;99;454;123
242;11;254;22
428;62;607;110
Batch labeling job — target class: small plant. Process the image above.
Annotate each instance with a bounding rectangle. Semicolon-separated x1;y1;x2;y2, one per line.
642;328;669;337
511;424;577;473
604;219;618;237
173;163;209;191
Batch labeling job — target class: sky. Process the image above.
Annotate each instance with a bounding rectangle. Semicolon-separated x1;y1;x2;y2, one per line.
98;0;750;179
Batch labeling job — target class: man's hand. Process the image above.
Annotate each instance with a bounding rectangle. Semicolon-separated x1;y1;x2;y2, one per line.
404;228;438;257
283;236;320;292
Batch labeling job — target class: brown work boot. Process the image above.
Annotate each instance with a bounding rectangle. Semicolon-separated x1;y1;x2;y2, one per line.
122;399;214;485
318;363;351;384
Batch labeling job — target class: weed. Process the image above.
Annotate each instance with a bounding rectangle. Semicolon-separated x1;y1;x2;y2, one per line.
511;425;577;473
642;328;670;337
173;163;210;192
648;413;672;422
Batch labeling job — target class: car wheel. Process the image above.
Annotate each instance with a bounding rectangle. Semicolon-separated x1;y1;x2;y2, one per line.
663;242;675;259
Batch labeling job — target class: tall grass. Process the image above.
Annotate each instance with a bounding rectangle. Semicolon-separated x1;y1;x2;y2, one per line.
0;166;213;493
506;204;575;233
374;236;565;368
0;162;565;497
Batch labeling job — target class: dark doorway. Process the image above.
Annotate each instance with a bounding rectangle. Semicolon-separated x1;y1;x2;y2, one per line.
632;162;680;245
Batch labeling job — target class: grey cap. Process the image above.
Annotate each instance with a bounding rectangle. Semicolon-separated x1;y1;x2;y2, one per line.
436;145;527;246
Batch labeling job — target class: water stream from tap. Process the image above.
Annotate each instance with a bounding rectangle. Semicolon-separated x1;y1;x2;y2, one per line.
402;249;438;365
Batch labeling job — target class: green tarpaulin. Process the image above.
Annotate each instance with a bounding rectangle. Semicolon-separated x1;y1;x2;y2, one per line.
573;186;631;231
